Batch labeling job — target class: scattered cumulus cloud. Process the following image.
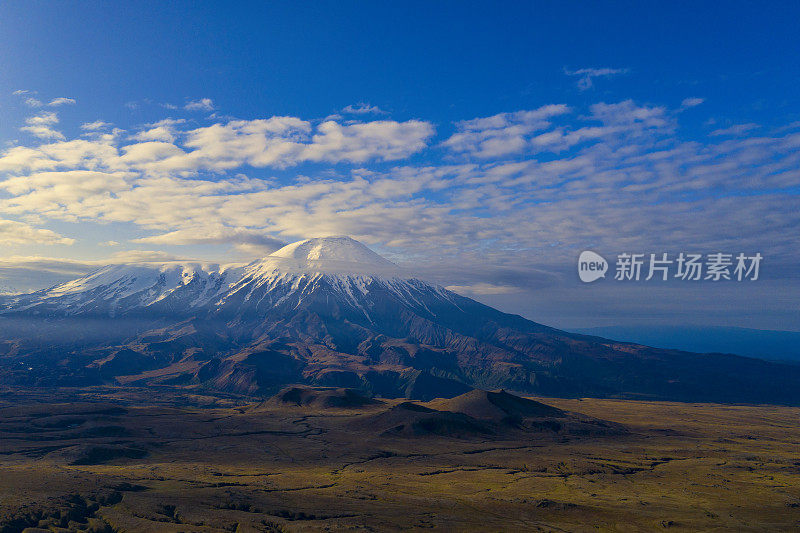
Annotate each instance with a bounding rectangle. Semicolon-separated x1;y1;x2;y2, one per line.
341;103;387;115
564;67;628;90
130;118;188;142
81;120;112;131
443;104;570;158
20;112;65;141
302;120;433;163
48;97;76;106
0;219;74;245
23;112;59;127
0;112;437;253
11;91;74;109
0;101;798;292
184;98;215;111
442;100;673;159
681;97;705;109
710;123;761;136
133;226;285;250
131;127;175;143
0;95;797;329
588;100;671;129
1;115;434;176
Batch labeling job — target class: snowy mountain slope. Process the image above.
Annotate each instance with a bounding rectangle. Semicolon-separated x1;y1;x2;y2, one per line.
2;236;800;404
0;237;418;318
0;237;455;321
3;262;243;317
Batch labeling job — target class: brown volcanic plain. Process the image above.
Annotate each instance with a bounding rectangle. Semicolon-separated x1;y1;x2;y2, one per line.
1;385;799;532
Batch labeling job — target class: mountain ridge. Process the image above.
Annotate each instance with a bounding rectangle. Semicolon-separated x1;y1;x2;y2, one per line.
2;236;800;404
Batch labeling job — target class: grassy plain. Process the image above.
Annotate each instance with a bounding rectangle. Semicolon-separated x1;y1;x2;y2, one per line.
0;387;798;532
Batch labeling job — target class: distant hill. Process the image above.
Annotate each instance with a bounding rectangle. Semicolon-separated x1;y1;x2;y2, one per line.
570;326;800;362
352;389;624;439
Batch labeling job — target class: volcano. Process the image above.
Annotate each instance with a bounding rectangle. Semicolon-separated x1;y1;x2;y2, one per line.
2;236;800;404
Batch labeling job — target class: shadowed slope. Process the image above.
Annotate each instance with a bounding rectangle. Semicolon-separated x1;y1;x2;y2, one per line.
268;385;382;409
352;401;494;438
353;390;625;439
431;389;566;420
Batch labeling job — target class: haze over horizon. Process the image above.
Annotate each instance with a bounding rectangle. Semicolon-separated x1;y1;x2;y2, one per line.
0;1;798;331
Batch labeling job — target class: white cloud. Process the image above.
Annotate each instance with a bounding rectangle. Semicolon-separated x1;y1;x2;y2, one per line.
565;67;628;90
25;98;44;108
681;97;705;108
184;98;215;111
20;112;65;141
12;89;30;96
48;97;76;106
130;127;175;143
0;170;132;223
341;102;387;115
301;120;434;163
148;118;186;128
1;113;435;176
166;117;434;171
129;118;187;143
588;100;671;130
443;104;570;158
0;99;797;329
81;120;112;131
178;117;310;170
0;219;74;245
442;100;671;159
23;112;59;126
0;101;798;290
133;226;285;250
710;123;760;136
99;240;120;246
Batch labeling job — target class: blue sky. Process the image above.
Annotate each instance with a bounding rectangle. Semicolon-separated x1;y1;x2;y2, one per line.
0;1;798;330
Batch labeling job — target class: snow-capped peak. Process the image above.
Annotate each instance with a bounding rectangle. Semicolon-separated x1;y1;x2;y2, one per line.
270;236;395;266
251;236;401;276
